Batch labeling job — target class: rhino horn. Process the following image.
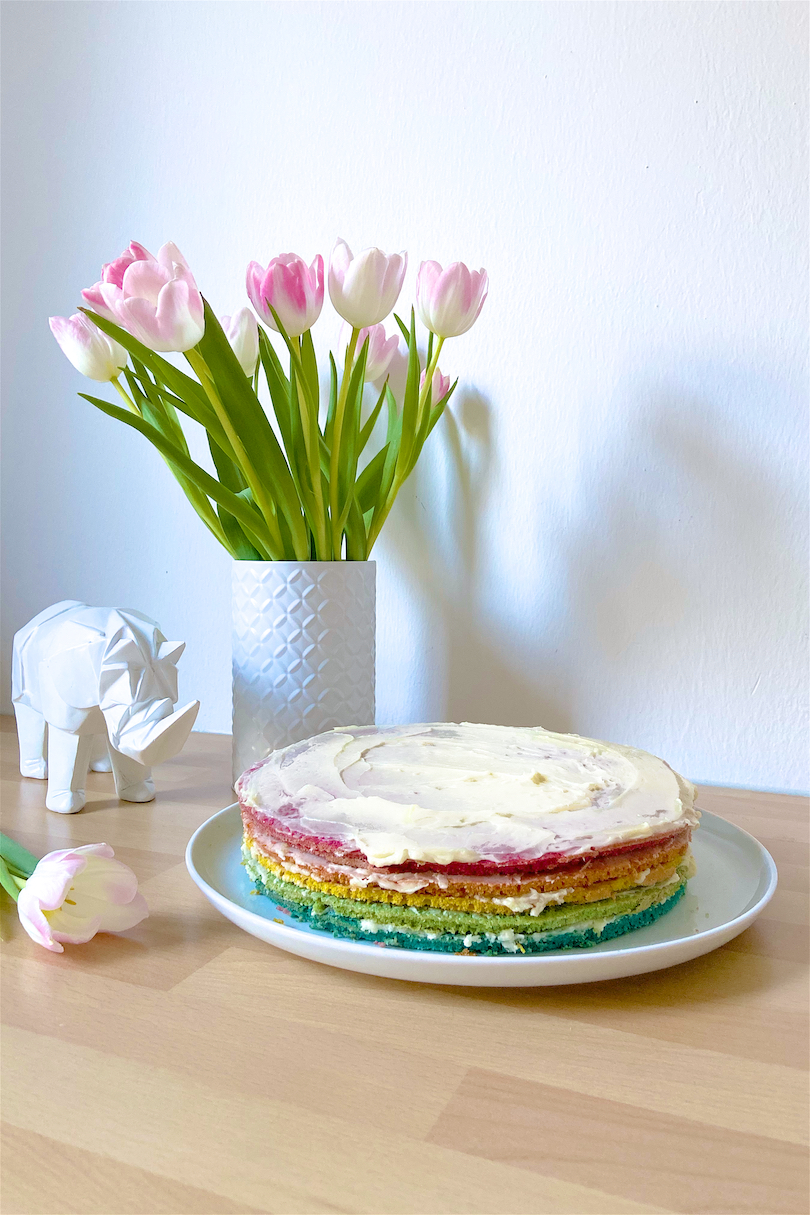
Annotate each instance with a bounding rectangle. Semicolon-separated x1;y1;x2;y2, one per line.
118;700;200;767
158;640;186;665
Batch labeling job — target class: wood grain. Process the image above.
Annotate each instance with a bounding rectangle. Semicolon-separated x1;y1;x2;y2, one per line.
1;716;808;1215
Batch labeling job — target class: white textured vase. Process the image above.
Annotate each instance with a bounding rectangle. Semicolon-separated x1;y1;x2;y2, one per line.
231;561;375;784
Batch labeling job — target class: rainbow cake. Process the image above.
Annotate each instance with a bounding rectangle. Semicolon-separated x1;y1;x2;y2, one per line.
237;723;699;955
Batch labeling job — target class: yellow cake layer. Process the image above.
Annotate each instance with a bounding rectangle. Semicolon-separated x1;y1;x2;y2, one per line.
244;830;691;916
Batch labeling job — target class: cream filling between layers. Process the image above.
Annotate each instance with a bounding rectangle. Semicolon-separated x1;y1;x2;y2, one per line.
239;722;699;868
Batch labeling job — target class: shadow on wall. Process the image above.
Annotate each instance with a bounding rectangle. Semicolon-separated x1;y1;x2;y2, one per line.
565;382;805;696
382;388;576;733
380;366;806;755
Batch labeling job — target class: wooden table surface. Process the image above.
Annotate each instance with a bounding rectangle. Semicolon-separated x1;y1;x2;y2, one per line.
1;716;808;1215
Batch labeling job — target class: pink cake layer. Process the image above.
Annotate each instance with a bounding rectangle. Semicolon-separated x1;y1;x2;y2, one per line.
240;802;691;877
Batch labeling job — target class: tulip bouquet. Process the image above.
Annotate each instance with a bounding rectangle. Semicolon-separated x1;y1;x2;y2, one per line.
0;833;148;953
50;239;488;560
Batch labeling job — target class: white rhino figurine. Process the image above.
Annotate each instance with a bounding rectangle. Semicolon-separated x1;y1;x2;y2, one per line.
12;601;199;813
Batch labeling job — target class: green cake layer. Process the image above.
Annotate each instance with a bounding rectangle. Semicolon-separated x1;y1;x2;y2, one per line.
243;845;688;955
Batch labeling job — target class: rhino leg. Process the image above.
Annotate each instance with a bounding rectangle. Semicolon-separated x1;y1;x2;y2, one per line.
90;734;112;773
46;726;93;813
14;703;47;779
109;749;155;803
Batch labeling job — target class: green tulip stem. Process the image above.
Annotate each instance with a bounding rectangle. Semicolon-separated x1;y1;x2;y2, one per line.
291;338;328;558
112;373;232;554
0;854;21;903
290;336;313;468
0;833;39;876
186;348;286;557
418;335;445;423
111;376;139;414
365;334;447;554
329;326;359;557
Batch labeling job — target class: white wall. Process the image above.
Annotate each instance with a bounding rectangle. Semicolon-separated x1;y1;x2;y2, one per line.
2;1;807;791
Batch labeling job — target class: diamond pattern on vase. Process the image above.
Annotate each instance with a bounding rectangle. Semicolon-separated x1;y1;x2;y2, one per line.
232;561;375;783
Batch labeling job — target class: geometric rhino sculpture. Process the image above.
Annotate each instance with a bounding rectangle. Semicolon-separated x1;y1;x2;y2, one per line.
12;601;199;813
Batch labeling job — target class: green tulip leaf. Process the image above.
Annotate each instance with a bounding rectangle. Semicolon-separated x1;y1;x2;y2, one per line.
344;497;368;561
325;353;338;449
81;309;217;429
336;336;369;531
196;301;308;558
358;380;388;454
395;309;420;478
426;378;458;438
79;392;276;558
393;312;410;344
355;445;388;514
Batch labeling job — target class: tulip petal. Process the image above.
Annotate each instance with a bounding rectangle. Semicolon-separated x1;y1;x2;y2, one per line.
49;316;127;382
99;282;125;318
331;245;405;327
102;241;155;288
95;891;149;932
73;857;140;904
81;282;119;323
245;261;266;316
221;307;259;374
16;895;65;951
156;279;205;350
44;905;103;945
57;843;116;862
330;238;352;279
114;295;165;348
122;260;171;307
18;854;84;911
157;241;189;272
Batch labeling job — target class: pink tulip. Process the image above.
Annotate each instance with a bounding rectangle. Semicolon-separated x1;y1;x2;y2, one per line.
221;308;259;375
420;366;451;402
329;239;407;329
49;313;127;382
101;240;154;289
416;261;488;338
80;241;153;316
246;253;324;337
17;843;148;954
82;241;205;353
340;322;399;382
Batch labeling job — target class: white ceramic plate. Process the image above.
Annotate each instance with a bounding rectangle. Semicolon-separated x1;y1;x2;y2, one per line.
185;805;777;987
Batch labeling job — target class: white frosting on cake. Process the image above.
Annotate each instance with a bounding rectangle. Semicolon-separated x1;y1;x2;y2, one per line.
238;722;699;867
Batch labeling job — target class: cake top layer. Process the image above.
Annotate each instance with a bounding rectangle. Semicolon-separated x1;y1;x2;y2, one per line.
237;723;698;867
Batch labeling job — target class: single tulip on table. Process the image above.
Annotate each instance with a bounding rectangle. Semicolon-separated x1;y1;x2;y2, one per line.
0;834;148;953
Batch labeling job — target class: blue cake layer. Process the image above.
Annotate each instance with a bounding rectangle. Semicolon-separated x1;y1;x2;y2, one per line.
245;855;686;955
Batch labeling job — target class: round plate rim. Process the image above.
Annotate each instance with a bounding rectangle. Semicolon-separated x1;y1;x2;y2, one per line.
185;803;778;978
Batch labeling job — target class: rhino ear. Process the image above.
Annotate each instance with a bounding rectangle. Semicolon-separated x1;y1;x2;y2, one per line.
158;640;185;665
47;640;105;709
